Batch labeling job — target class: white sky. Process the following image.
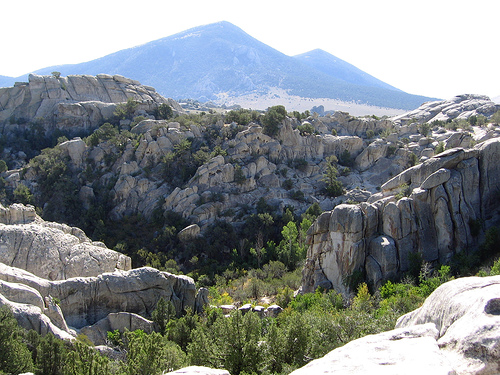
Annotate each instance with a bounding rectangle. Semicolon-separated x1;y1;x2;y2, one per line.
1;0;499;99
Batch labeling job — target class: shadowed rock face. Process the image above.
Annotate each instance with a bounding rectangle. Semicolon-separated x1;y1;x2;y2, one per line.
302;138;500;294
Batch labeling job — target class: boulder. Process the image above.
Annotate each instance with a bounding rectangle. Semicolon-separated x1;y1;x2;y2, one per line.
289;323;455;375
0;220;131;280
397;276;500;375
163;366;230;375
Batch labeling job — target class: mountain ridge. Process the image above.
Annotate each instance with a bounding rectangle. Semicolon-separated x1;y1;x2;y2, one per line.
2;21;435;110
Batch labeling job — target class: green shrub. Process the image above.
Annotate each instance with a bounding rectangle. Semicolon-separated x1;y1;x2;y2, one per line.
0;306;34;374
261;105;286;136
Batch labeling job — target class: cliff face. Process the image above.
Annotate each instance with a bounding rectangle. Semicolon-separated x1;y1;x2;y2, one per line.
0;73;181;134
302;139;500;294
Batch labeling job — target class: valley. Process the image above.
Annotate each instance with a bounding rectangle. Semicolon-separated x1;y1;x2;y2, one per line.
0;72;500;374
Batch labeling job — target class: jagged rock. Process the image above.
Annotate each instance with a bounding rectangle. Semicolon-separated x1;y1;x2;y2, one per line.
355;140;390;171
164;366;230;375
80;312;155;345
289;323;455;375
0;203;37;224
397;276;500;375
302;139;500;293
0;213;131;280
58;138;87;168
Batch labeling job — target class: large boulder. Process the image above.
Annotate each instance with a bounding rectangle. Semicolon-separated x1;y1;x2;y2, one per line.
397;275;500;375
289;323;455;375
0;219;131;280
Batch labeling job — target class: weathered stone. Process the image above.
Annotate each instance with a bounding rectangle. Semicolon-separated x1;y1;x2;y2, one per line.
289;323;455;375
0;219;131;280
164;366;230;375
397;276;500;375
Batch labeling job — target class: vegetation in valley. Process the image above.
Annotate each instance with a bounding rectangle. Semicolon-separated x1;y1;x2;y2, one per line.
3;253;500;375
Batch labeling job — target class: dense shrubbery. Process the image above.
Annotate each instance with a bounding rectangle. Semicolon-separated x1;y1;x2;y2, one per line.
6;254;497;375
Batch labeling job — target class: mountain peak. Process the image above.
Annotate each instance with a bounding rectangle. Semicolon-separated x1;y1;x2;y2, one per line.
12;22;433;110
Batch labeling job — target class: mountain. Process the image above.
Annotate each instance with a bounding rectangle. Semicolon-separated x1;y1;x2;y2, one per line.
10;21;434;110
0;75;14;88
293;49;402;92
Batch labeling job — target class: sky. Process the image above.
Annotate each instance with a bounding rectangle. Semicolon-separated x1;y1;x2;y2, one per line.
2;0;499;100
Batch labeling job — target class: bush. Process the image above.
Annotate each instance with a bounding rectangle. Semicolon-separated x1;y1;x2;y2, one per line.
435;141;445;154
322;156;343;197
297;122;315;136
261;105;286;136
418;123;431;136
13;183;33;205
0;306;34;374
233;164;246;184
156;103;173;120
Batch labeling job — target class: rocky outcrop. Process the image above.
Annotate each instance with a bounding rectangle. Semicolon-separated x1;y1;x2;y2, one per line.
302;139;500;294
0;263;196;330
0;74;182;134
397;275;500;375
0;203;199;343
0;204;131;280
292;276;500;375
392;94;500;125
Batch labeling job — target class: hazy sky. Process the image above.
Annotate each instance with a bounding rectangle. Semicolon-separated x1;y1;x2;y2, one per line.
2;0;499;99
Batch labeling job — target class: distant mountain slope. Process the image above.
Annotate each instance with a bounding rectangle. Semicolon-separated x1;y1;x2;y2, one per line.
12;21;434;110
0;75;14;88
294;49;402;92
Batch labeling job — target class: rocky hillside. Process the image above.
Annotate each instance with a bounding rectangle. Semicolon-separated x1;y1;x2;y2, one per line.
0;73;181;135
1;75;499;279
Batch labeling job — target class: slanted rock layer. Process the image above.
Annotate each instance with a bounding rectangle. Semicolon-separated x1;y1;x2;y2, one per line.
0;204;199;341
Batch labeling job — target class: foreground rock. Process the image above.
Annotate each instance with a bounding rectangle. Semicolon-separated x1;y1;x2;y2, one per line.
164;366;230;375
290;324;455;375
397;275;500;375
292;276;500;375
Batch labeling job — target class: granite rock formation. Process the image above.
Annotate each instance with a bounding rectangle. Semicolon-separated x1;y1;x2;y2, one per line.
302;138;500;294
